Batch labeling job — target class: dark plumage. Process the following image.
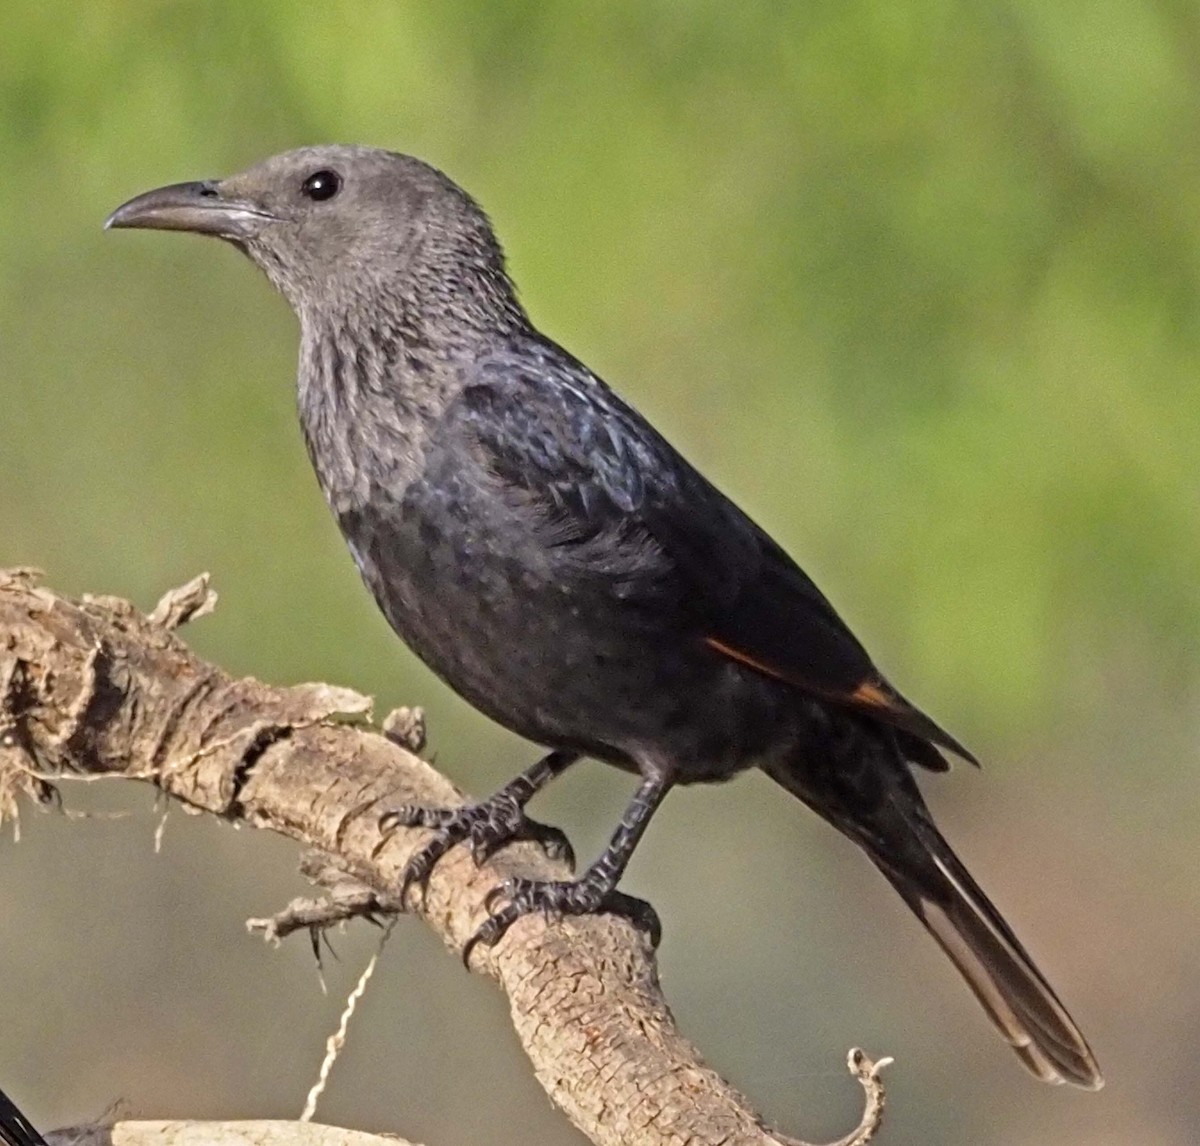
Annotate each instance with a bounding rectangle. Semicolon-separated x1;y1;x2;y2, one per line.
0;1086;46;1146
107;145;1101;1089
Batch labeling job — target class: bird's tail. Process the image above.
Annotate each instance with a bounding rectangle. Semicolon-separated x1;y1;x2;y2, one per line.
864;803;1103;1089
765;745;1102;1089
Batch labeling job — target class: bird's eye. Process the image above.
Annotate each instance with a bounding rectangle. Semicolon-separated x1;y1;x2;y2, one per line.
301;170;342;202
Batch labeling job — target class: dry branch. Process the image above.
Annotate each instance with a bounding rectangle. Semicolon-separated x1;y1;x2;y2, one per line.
46;1122;421;1146
0;569;889;1146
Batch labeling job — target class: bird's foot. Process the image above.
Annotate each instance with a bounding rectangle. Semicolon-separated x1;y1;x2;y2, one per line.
462;875;662;965
383;795;575;907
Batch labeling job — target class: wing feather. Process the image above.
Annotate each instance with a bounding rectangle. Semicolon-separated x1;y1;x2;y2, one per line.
457;339;974;764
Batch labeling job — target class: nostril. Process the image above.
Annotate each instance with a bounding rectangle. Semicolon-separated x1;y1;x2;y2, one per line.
198;183;219;199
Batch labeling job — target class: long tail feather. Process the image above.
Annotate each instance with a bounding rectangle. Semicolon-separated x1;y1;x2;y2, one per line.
869;812;1103;1089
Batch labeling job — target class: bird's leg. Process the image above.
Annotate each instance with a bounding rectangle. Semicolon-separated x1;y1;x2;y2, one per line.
463;773;671;963
385;749;579;905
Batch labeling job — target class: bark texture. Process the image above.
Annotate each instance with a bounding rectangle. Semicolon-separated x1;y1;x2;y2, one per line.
0;570;888;1146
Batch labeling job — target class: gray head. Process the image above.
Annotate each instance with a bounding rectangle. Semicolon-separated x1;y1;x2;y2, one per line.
106;145;525;330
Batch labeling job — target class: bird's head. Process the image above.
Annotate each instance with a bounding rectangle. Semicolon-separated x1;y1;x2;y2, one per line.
106;145;521;324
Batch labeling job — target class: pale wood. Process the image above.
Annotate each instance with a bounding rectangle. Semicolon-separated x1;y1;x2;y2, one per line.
0;569;889;1146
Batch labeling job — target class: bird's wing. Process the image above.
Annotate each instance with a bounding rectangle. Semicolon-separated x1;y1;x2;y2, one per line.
457;342;972;763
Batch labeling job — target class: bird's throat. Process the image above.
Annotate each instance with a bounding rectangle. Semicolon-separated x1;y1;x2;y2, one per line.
296;317;454;518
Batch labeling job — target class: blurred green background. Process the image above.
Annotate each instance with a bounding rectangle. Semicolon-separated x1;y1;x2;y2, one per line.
2;3;1197;1143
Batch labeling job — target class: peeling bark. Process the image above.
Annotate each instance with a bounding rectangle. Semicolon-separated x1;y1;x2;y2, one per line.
0;570;889;1146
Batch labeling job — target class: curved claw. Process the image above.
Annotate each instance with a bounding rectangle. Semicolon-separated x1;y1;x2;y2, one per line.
605;890;663;948
396;844;443;908
462;903;523;967
460;877;664;968
483;881;513;914
525;819;576;867
382;794;576;922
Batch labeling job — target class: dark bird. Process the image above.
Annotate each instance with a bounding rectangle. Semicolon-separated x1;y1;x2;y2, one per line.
106;145;1101;1089
0;1086;47;1146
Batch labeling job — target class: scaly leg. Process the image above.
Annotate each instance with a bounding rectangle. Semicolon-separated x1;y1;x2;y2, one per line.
463;773;671;962
384;750;580;906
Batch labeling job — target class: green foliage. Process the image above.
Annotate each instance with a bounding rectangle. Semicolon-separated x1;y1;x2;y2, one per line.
0;7;1195;1142
3;2;1195;744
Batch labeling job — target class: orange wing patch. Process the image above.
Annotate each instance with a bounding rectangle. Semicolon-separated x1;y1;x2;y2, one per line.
704;634;977;764
702;635;790;681
704;635;898;713
847;679;895;709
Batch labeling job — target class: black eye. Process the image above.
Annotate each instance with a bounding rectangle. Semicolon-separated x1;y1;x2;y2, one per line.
301;169;342;201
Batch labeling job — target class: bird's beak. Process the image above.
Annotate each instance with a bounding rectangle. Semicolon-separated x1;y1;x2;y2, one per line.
104;181;277;240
